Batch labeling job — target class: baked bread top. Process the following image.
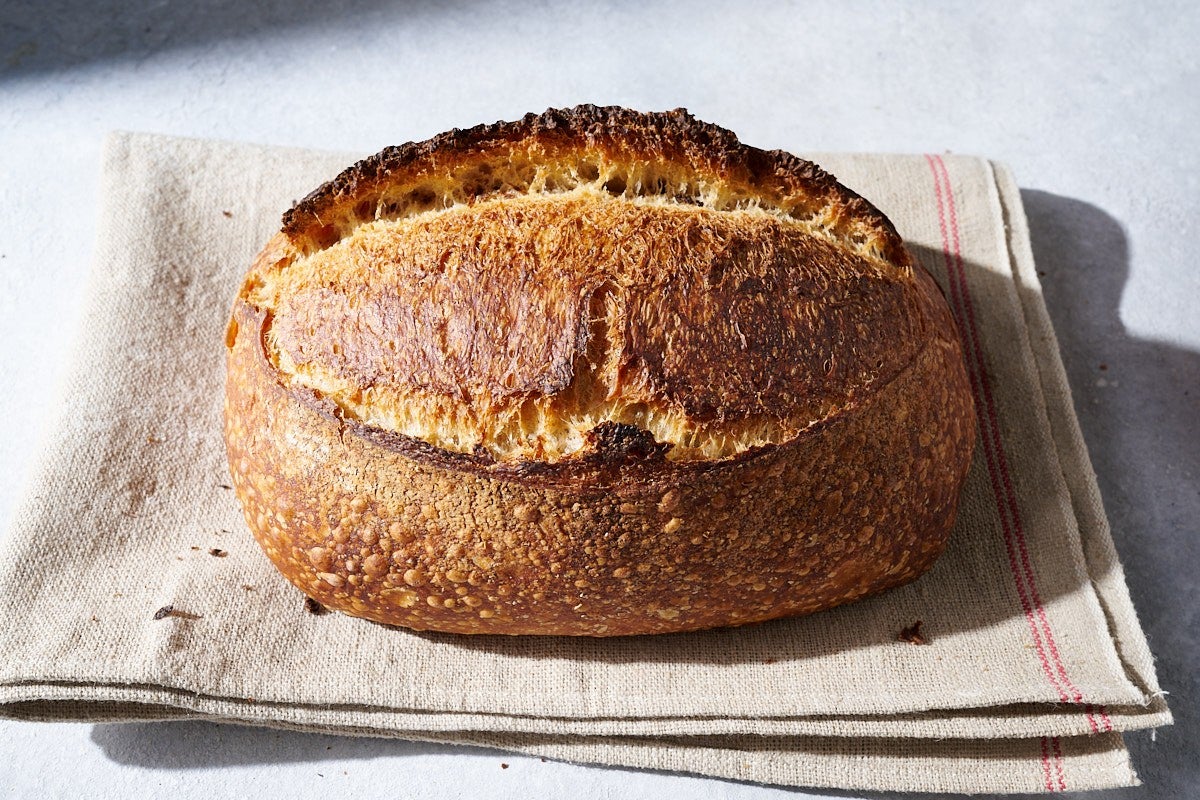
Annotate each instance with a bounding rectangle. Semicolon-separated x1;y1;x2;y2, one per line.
235;105;941;467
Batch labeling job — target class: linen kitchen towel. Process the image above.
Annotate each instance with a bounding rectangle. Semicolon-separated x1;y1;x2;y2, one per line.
0;132;1170;794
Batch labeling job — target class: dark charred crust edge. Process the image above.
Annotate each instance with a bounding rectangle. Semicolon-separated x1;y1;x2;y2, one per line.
279;105;907;264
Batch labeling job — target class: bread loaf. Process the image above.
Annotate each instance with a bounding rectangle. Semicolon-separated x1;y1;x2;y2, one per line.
223;106;976;636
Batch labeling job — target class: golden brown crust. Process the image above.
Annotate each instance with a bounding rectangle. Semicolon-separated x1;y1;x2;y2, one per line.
223;106;977;635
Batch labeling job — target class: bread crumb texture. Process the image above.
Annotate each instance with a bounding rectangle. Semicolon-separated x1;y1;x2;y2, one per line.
224;105;976;635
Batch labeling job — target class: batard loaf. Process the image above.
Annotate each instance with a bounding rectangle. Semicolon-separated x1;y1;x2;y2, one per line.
223;106;976;636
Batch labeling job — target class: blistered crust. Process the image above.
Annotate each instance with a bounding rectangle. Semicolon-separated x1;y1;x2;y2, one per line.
224;280;974;635
223;106;977;635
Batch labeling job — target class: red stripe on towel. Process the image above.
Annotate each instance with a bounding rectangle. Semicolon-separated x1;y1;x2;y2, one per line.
925;156;1118;772
1051;735;1067;791
1039;736;1055;792
925;154;1069;704
927;155;1109;736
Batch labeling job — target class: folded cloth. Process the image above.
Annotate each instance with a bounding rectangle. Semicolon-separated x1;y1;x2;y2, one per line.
0;132;1170;794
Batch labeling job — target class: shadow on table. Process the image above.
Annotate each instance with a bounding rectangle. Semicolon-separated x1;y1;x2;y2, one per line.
849;192;1199;800
1010;189;1198;800
0;0;462;79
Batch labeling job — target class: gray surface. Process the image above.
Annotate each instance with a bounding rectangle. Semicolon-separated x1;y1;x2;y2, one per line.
0;1;1194;797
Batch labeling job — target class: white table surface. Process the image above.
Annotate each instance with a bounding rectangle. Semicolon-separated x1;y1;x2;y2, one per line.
1;1;1195;797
